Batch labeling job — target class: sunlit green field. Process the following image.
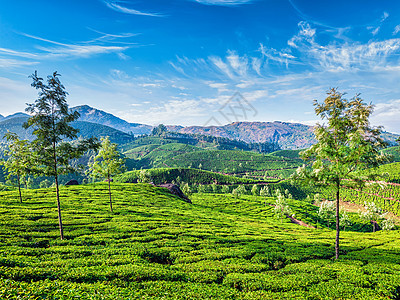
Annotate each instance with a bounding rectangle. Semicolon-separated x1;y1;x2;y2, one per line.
0;183;399;299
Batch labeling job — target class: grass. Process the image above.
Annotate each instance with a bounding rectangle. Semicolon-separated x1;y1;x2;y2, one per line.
0;183;400;299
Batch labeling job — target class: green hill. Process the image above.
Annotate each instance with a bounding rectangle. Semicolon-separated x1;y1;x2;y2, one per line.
115;168;278;185
161;150;302;179
374;162;400;184
382;146;400;162
270;149;303;160
0;183;399;299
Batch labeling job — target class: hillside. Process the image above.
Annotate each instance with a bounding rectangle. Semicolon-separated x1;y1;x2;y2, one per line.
161;149;302;179
115;168;277;185
71;105;152;135
0;183;399;299
176;121;400;150
270;149;303;160
0;116;134;145
176;121;315;149
3;106;398;149
382;146;400;162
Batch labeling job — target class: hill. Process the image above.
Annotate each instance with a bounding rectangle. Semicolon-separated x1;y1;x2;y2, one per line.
3;106;399;149
161;149;302;179
176;121;315;150
0;116;134;145
115;168;277;185
0;183;399;298
382;146;400;162
176;121;400;150
270;149;303;160
71;105;152;135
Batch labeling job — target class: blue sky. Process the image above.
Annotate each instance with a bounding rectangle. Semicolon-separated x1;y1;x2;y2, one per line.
1;0;400;133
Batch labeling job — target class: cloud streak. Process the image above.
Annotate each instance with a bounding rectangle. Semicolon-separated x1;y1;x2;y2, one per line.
6;33;132;60
104;1;164;17
193;0;254;6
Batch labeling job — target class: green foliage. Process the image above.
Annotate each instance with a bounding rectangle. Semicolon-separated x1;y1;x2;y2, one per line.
181;182;191;196
381;146;400;163
152;124;168;137
232;185;246;199
0;184;399;298
89;137;125;180
24;72;98;179
381;217;396;231
23;71;98;240
0;132;33;202
292;88;387;259
116;168;268;186
339;210;352;230
260;186;270;197
88;137;125;212
251;184;260;196
162;150;301;178
318;200;336;227
39;179;51;189
273;190;293;220
270;149;303;160
373;162;400;183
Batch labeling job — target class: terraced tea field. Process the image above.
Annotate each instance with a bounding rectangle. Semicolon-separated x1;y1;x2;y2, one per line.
0;183;399;299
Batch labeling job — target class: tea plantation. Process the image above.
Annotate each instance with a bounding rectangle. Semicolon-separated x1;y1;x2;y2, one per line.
1;183;400;299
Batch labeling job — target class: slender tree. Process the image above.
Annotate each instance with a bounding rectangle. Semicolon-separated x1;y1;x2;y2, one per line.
0;132;33;203
88;137;125;213
292;88;387;259
24;71;98;240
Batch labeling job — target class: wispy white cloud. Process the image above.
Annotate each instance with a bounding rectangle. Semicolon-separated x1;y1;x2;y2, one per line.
373;99;400;118
1;33;132;60
210;56;236;79
0;58;38;68
288;21;316;48
207;82;230;93
193;0;254;6
37;44;129;58
22;33;129;58
371;99;400;133
242;89;268;101
367;12;389;36
0;47;38;59
393;25;400;35
86;28;140;44
104;1;164;17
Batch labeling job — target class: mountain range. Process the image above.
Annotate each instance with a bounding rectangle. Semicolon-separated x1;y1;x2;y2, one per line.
0;105;398;149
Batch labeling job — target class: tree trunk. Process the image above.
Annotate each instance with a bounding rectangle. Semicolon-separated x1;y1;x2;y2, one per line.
17;173;22;203
335;181;340;260
55;173;64;240
53;142;64;240
108;171;113;213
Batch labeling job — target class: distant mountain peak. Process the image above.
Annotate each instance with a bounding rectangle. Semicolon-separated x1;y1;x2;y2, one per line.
71;105;152;135
3;112;29;121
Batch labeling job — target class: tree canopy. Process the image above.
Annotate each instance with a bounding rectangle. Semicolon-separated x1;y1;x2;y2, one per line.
24;71;98;239
88;136;125;212
292;88;387;259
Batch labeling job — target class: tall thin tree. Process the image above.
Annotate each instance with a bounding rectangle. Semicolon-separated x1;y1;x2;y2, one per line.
24;71;98;240
88;137;125;213
0;132;33;203
292;88;387;259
